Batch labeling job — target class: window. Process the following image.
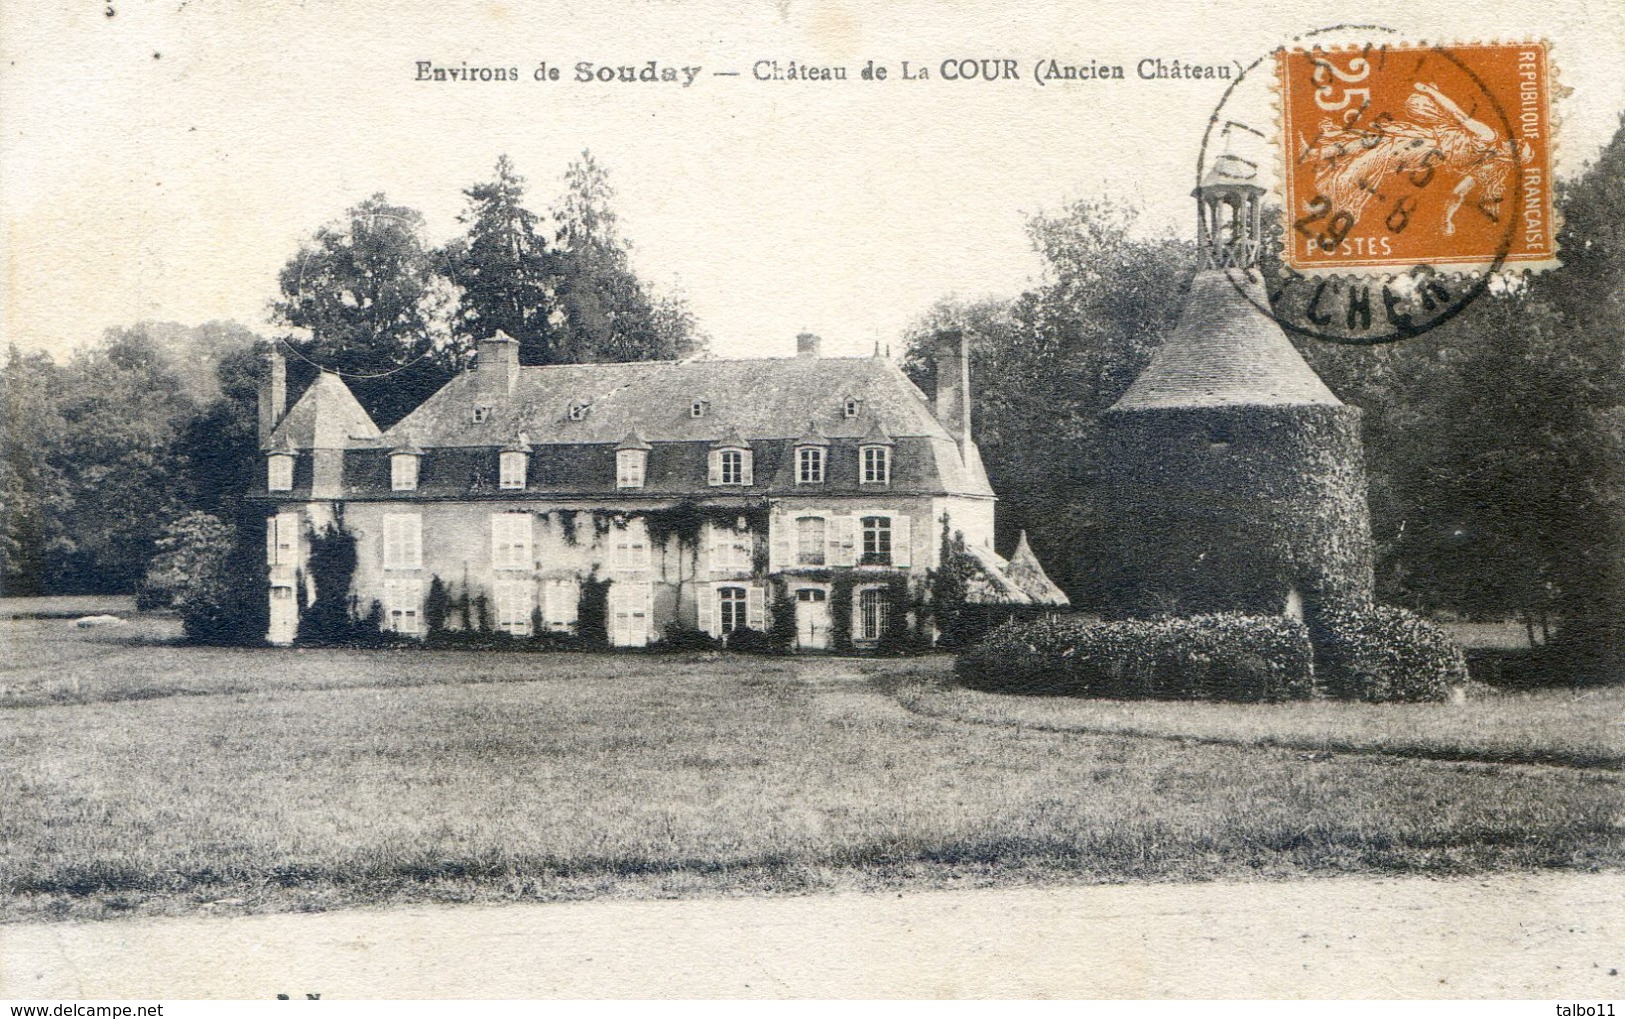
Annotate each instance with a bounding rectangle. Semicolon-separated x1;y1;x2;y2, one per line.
858;588;889;641
709;447;752;486
617;449;647;489
797;446;825;484
499;450;527;490
861;515;892;566
382;514;423;570
861;446;890;485
690;400;707;418
268;454;294;492
391;454;419;491
568;401;589;421
266;512;299;567
717;586;748;634
494;580;533;636
541;578;579;632
844;398;861;418
384;578;421;634
796;516;826;566
471;405;493;423
613;535;650;572
710;528;751;574
491;513;531;570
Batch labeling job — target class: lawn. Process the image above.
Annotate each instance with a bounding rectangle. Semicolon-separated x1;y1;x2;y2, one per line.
1;614;1621;922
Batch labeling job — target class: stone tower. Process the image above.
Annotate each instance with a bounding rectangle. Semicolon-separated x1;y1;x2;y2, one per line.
1096;159;1375;625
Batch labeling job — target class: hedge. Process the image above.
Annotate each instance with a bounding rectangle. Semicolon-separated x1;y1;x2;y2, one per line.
1313;605;1465;702
956;613;1314;702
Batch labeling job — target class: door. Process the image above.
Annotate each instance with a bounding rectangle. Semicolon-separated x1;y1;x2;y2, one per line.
268;585;297;645
794;588;830;650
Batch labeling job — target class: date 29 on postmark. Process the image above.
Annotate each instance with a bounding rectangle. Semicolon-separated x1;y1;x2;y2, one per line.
1279;41;1556;275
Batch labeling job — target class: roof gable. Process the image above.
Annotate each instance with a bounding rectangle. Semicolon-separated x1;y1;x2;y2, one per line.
267;372;381;450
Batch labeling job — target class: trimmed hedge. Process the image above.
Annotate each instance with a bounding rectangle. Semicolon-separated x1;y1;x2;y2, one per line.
956;613;1314;702
1314;605;1465;702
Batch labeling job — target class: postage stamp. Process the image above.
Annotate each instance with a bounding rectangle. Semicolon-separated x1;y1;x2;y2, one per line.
1278;41;1557;275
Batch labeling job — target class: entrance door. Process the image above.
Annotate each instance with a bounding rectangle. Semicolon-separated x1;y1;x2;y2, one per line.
268;585;297;645
794;588;830;650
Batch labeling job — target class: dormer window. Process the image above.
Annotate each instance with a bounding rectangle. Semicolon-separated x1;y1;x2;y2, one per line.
472;405;493;423
568;401;590;421
391;452;420;491
797;446;825;484
843;398;861;418
690;399;708;418
617;449;647;489
708;428;753;486
267;452;294;492
860;445;890;485
499;450;528;489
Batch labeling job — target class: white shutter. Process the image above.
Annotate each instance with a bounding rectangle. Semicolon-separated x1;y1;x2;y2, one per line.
831;515;856;567
405;516;422;569
892;514;912;567
708;450;722;486
383;516;402;569
746;585;766;630
769;513;792;572
740;450;754;486
697;581;717;636
266;516;279;565
706;524;722;575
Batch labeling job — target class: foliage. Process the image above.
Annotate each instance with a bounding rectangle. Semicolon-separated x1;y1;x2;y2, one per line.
297;519;363;645
139;511;234;610
577;575;611;646
828;574;854;652
1313;606;1466;703
442;156;561;366
271;193;461;428
658;623;722;652
172;510;269;646
424;575;451;634
768;578;797;652
928;518;977;647
721;626;778;654
956;613;1315;702
1098;403;1374;626
901;201;1193;601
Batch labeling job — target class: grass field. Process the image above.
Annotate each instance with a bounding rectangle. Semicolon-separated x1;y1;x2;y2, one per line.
1;613;1621;923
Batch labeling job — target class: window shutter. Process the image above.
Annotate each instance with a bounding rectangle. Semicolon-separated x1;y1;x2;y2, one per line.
697;582;716;636
266;516;279;565
708;450;722;486
383;517;401;569
831;515;855;567
707;524;721;574
892;514;912;567
405;516;422;569
746;585;766;630
769;514;792;572
740;450;754;486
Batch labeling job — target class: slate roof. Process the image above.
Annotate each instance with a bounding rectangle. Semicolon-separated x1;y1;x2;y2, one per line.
1108;271;1342;412
265;372;382;450
386;356;955;447
1005;531;1070;606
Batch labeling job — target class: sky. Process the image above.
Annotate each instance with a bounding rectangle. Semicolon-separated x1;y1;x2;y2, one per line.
3;0;1622;362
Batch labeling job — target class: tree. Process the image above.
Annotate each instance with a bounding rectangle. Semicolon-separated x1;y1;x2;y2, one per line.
0;347;67;594
551;151;688;362
272;194;459;427
902;200;1193;601
443;155;562;366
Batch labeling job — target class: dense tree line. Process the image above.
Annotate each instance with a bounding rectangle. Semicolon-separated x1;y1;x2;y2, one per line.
0;152;705;596
904;117;1624;675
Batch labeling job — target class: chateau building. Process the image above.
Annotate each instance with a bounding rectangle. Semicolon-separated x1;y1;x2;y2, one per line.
254;331;1065;648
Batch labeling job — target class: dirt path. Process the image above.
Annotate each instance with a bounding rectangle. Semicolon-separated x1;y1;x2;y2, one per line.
4;873;1621;998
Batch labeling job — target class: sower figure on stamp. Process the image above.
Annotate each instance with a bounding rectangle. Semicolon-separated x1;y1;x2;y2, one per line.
1304;80;1533;235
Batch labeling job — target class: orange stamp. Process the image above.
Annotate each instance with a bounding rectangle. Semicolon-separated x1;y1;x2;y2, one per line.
1279;41;1556;274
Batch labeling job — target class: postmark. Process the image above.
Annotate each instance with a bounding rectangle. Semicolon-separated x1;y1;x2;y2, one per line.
1197;28;1561;344
1280;41;1556;275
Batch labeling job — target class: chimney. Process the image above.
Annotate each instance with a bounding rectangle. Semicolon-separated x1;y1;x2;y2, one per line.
933;329;971;448
796;332;822;358
476;330;520;395
258;345;287;447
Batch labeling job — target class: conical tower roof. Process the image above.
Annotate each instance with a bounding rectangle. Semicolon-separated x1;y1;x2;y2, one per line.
1005;531;1069;607
1109;271;1341;413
